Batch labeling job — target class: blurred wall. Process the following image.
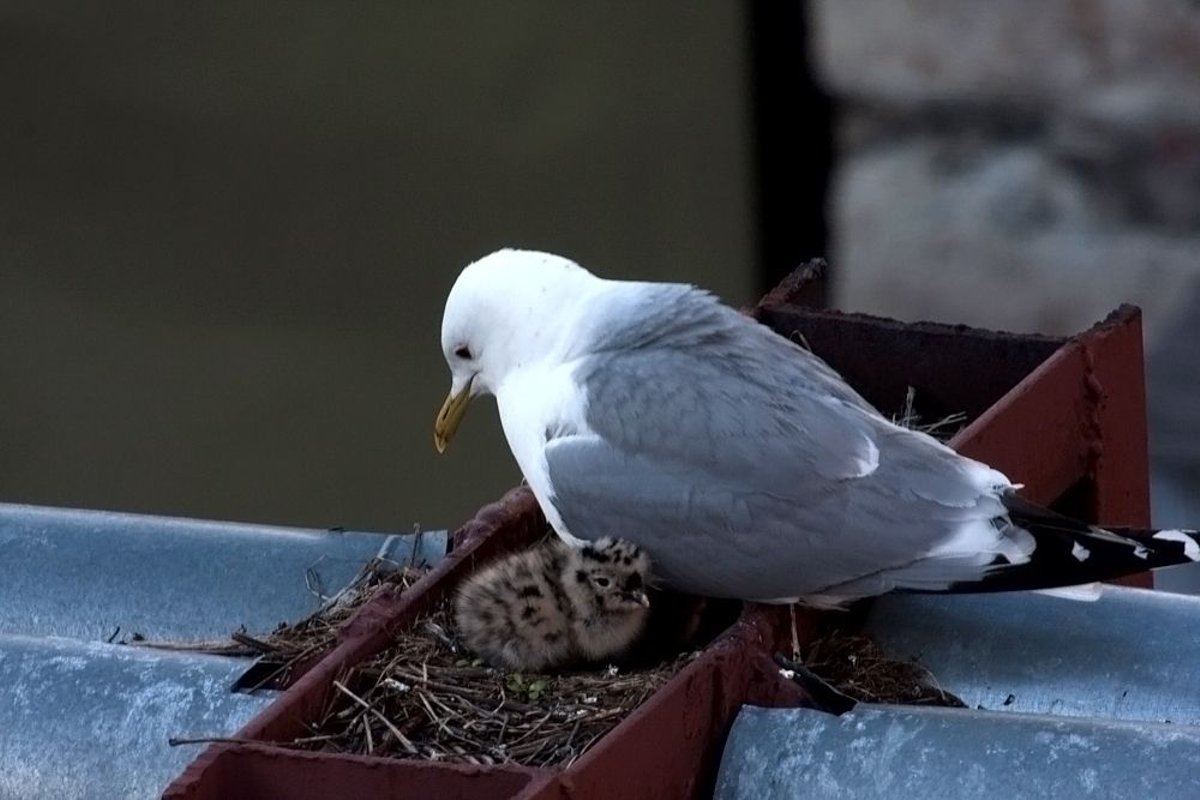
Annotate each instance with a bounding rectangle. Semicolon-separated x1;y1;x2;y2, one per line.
0;4;754;530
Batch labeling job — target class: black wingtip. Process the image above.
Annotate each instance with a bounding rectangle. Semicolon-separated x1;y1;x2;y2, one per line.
934;493;1200;595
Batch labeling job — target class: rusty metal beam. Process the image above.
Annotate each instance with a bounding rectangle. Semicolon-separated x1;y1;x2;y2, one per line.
517;607;811;800
753;305;1064;429
166;741;549;800
952;336;1094;506
1083;307;1151;528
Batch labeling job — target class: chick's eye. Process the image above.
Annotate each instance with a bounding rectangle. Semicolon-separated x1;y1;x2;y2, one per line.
593;577;611;589
454;345;472;360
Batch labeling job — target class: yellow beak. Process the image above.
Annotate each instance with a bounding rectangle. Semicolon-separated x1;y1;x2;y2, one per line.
433;380;473;453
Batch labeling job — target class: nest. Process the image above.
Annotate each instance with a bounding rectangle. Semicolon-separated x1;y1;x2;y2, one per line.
292;604;693;767
157;556;965;762
893;385;968;440
148;520;964;761
224;562;430;691
804;632;965;707
273;589;959;767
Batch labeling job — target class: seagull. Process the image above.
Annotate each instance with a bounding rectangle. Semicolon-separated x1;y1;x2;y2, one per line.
435;249;1200;607
454;537;652;670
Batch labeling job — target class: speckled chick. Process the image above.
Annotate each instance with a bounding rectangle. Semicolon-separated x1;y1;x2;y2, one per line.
454;537;652;671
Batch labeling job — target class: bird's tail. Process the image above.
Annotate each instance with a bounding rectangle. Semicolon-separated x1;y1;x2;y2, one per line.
942;493;1200;594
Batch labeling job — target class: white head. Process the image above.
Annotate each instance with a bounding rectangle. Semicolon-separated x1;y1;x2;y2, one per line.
434;249;600;452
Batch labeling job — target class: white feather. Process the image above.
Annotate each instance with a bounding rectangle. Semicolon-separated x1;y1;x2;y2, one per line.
495;360;592;547
1034;583;1103;602
1153;529;1200;561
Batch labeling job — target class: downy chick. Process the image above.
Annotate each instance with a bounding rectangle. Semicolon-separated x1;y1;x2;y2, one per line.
454;537;651;671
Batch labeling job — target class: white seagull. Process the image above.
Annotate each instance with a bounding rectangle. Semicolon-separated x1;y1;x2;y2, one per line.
434;249;1200;607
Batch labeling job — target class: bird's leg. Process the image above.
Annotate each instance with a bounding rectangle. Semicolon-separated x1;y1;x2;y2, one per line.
773;653;857;715
789;603;802;662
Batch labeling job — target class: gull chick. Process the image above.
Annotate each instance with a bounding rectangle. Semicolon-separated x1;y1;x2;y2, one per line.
454;537;651;671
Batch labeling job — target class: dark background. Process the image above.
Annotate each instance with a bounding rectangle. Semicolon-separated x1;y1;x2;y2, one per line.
1;4;774;530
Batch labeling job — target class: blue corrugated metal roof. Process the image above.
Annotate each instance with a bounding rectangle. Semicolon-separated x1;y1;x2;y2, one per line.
1;502;445;640
717;585;1200;798
14;499;1199;798
717;704;1200;799
0;635;271;800
0;502;446;800
864;585;1200;725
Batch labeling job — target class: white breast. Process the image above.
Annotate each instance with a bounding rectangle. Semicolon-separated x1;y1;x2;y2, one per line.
494;360;592;547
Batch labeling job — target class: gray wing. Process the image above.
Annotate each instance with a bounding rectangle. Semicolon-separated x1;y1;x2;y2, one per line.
544;295;1010;601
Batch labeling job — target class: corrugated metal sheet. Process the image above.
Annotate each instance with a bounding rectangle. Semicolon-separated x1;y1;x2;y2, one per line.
717;585;1200;799
0;635;272;800
0;502;445;640
0;502;447;799
864;585;1200;725
716;705;1200;800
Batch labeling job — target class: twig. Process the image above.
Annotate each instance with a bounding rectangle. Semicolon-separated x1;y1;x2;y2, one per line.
131;639;255;656
231;631;278;653
331;680;420;755
295;602;684;767
167;735;333;748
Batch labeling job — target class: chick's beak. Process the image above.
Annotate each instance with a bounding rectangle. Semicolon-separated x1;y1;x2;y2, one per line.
626;590;650;608
433;378;473;453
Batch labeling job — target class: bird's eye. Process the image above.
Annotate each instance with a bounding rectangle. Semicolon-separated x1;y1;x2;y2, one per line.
454;345;472;360
593;576;611;589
